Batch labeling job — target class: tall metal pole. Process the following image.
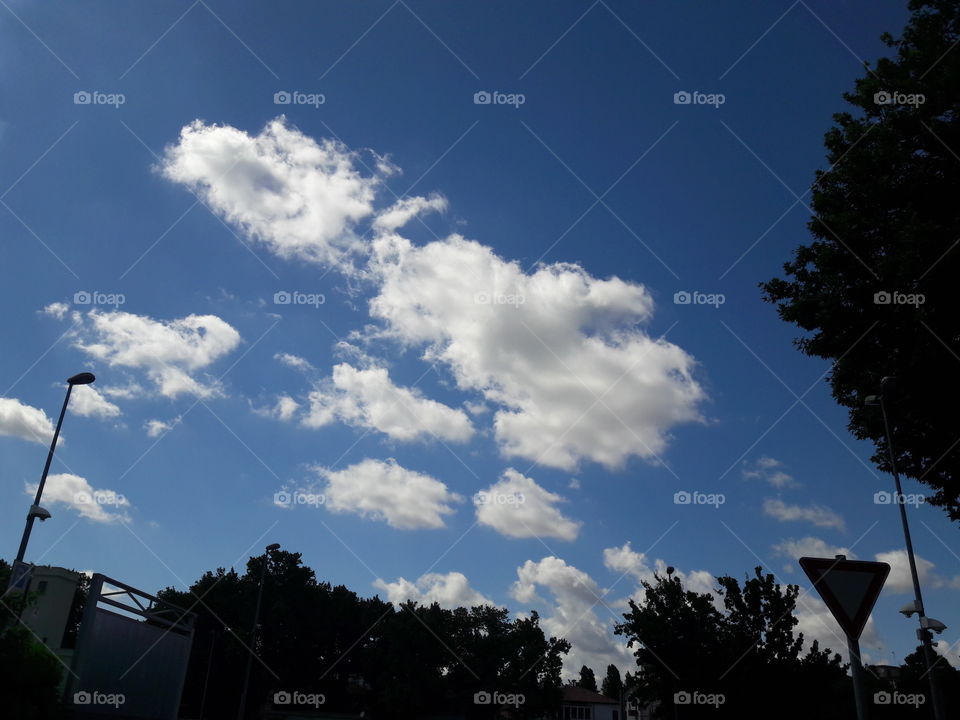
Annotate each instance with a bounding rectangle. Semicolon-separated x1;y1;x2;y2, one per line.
847;634;868;720
14;382;74;565
878;380;945;720
237;552;270;720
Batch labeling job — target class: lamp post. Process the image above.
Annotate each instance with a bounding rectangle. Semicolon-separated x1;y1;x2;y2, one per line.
866;377;945;720
12;372;95;569
237;543;280;720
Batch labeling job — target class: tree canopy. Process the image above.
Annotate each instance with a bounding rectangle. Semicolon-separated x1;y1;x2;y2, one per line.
614;567;850;719
761;0;960;520
156;549;569;719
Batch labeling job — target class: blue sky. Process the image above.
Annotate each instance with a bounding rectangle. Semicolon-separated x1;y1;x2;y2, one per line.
2;0;958;676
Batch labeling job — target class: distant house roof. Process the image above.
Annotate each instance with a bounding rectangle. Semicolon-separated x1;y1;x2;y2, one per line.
562;686;619;705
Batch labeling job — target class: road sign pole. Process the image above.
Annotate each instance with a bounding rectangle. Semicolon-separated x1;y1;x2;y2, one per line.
847;633;868;720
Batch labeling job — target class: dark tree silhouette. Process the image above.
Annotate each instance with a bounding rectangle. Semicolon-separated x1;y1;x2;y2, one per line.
615;567;850;719
157;549;568;719
601;663;624;699
576;664;598;692
761;0;960;521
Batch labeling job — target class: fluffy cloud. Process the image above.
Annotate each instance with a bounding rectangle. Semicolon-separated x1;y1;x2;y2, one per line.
368;234;705;470
144;416;181;438
511;556;633;677
25;473;130;524
935;640;960;669
0;398;55;445
602;542;716;599
373;193;447;233
873;549;960;593
159;119;706;469
317;458;461;529
474;468;581;541
772;537;856;562
373;571;493;609
69;384;121;419
302;363;474;443
161;118;382;269
275;352;314;372
762;499;845;531
41;302;70;320
743;456;798;488
71;310;241;398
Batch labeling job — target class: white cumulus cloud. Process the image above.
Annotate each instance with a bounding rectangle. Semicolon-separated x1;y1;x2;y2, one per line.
368;233;705;470
602;542;716;600
161;117;383;269
0;397;56;445
772;537;856;562
302;363;474;443
873;549;959;593
69;384;121;419
71;310;241;398
763;499;845;531
373;193;447;233
510;556;633;678
373;571;493;609
474;468;581;541
743;456;798;488
25;473;130;524
317;458;461;529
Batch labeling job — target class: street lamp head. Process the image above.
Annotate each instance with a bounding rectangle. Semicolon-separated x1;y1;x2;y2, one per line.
68;372;96;385
28;504;52;521
864;395;880;406
921;616;948;634
265;543;281;552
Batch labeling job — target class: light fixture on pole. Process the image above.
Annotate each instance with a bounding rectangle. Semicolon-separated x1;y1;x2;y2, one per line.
865;376;946;720
237;543;281;720
9;372;95;591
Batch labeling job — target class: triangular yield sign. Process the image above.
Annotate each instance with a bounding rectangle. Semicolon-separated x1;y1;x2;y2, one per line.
799;556;890;640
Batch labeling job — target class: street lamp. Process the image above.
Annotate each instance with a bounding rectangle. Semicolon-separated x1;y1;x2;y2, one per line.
12;372;95;572
865;377;946;720
237;543;281;720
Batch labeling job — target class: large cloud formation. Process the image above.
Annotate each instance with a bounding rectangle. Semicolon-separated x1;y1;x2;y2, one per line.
368;234;705;470
161;118;382;268
161;117;707;472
